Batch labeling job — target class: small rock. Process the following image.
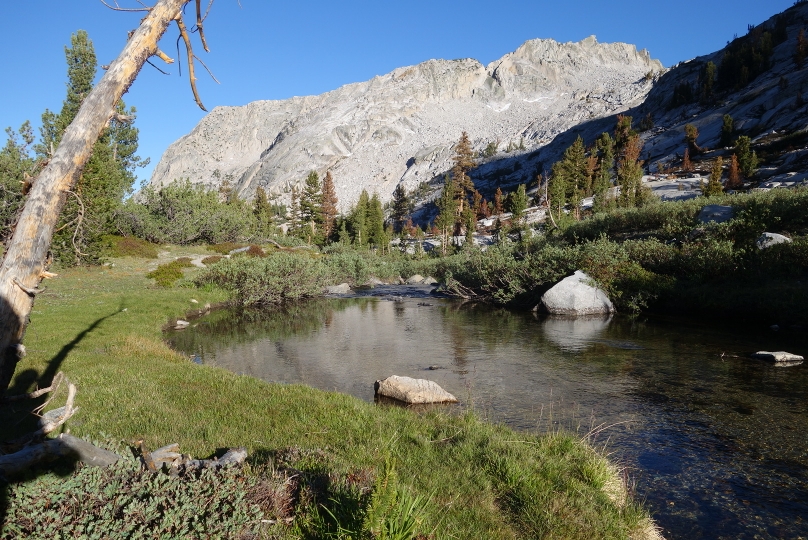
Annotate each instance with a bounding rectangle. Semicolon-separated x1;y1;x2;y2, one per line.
427;365;441;370
422;276;439;285
190;299;199;304
174;320;190;330
756;232;792;250
374;375;458;404
751;351;804;366
326;283;351;294
406;274;425;285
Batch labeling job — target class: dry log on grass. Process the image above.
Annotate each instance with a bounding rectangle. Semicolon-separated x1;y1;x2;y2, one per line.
0;433;121;479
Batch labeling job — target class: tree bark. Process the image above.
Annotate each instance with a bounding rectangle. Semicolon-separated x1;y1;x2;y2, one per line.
0;0;190;397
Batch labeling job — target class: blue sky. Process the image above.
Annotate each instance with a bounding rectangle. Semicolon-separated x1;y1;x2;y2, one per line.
0;0;795;188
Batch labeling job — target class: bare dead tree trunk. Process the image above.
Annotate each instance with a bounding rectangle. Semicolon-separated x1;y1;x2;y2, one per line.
0;0;190;397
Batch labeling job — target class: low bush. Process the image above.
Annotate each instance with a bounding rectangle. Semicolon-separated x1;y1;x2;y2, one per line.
146;257;195;288
208;242;245;255
104;235;159;259
201;255;223;265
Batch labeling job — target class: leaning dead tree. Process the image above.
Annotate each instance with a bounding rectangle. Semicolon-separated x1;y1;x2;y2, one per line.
0;0;216;397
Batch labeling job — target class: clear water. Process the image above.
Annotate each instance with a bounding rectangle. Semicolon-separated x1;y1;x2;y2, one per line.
168;288;808;539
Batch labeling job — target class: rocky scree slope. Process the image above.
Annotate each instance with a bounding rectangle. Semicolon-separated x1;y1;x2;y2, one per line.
149;36;662;210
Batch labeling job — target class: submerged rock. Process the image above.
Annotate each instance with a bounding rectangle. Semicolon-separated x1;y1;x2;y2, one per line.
541;271;614;316
756;232;792;250
751;351;804;366
374;375;458;404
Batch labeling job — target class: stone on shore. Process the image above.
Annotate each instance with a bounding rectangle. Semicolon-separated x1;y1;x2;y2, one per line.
374;375;458;404
326;283;351;294
406;274;425;284
751;351;804;366
541;271;614;316
756;232;792;250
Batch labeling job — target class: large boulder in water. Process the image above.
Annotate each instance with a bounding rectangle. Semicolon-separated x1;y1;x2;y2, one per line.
374;376;458;404
541;271;614;316
751;351;804;366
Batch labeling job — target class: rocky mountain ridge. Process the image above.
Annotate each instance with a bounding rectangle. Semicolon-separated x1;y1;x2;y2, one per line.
149;36;662;210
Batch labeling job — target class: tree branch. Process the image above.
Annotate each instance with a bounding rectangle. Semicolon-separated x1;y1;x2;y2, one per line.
175;15;207;111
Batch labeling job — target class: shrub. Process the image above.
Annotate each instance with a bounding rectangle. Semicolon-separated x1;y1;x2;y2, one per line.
104;235;159;259
201;255;223;265
246;244;266;257
146;258;195;288
208;242;245;255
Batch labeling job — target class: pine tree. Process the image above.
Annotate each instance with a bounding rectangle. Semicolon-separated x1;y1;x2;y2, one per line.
451;132;476;213
682;148;693;172
684;123;701;154
704;157;724;197
614;115;635;157
493;187;504;215
617;135;646;208
366;193;386;249
726;154;742;189
39;30;144;264
435;175;457;256
735;136;758;178
253;186;274;238
321;171;338;240
508;184;528;229
391;184;410;233
720;114;735;147
348;190;370;246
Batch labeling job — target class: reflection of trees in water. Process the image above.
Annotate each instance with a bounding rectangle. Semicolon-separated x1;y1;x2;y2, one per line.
167;297;370;355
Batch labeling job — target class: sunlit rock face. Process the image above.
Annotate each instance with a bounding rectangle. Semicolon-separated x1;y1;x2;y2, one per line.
149;36;661;210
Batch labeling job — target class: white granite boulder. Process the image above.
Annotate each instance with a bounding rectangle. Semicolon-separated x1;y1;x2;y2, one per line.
756;233;792;250
374;376;458;404
326;283;351;294
540;271;614;316
751;351;804;366
406;274;425;284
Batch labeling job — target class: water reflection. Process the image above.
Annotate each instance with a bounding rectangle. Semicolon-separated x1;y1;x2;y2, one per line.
167;296;808;539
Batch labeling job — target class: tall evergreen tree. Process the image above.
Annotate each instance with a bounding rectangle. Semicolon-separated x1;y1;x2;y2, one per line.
726;154;742;189
720;114;735;147
704;157;724;197
451;132;476;214
508;184;528;229
39;30;144;264
735;136;758;178
348;190;370;246
435;175;457;256
366;193;386;249
493;187;504;215
299;170;323;243
617;135;646;208
321;171;338;240
391;183;410;233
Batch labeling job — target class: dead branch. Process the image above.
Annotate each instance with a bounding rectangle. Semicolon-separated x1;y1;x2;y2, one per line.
195;0;210;52
146;59;171;75
65;190;88;261
12;277;42;297
193;54;219;83
0;433;121;479
155;48;175;64
99;0;152;12
2;372;64;403
175;15;207;111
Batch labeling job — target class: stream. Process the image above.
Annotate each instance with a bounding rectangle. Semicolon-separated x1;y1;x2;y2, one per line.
167;286;808;539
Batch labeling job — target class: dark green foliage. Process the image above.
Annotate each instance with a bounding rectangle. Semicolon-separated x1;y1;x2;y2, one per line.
699;61;717;103
435;174;458;255
718;27;780;91
2;456;270;539
704;157;725;197
116;180;256;245
298;170;324;244
146;257;194;288
208;242;246;255
202;255;223;265
507;184;528;228
720;114;735;147
391;184;411;233
670;81;695;109
39;31;146;265
0;122;36;244
734;136;758;177
104;235;158;259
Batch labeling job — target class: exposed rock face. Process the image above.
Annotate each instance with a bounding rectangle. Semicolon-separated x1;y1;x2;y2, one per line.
150;36;662;210
756;232;792;249
374;375;458;404
697;205;735;224
541;271;615;316
751;351;804;366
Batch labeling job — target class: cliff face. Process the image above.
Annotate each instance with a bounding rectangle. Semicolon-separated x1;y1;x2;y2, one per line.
149;36;662;209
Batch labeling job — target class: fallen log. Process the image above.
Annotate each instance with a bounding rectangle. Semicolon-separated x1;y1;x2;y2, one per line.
0;433;121;479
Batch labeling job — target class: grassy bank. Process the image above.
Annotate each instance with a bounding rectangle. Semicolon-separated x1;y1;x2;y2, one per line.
0;252;657;539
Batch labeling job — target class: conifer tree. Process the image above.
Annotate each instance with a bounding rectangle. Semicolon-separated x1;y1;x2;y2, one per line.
348;190;370;246
253;186;273;238
684;123;701;155
735;136;758;178
391;183;410;233
617;135;646;208
682;148;693;172
720;114;735;147
435;175;457;256
451;132;476;213
727;154;742;189
508;184;528;229
39;30;145;264
321;171;338;240
704;157;724;197
493;187;504;215
614;115;635;157
366;193;386;249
